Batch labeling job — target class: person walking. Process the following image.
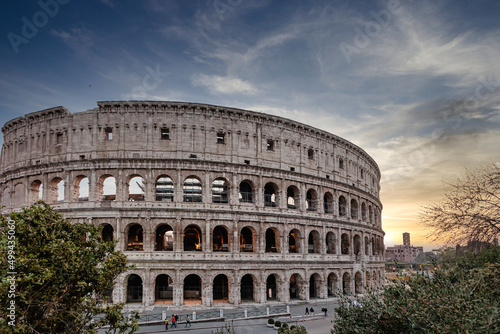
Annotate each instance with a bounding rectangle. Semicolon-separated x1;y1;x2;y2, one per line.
164;318;169;330
305;307;309;315
171;314;177;328
185;314;191;327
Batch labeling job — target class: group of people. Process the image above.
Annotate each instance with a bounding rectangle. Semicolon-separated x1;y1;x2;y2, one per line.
164;313;191;330
305;306;329;317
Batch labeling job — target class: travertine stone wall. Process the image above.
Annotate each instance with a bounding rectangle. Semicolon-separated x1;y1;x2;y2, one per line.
0;101;385;308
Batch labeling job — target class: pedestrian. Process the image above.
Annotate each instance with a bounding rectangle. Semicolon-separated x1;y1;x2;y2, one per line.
323;307;328;317
305;307;309;315
164;318;169;330
171;314;177;328
175;314;179;324
310;307;314;314
185;314;191;327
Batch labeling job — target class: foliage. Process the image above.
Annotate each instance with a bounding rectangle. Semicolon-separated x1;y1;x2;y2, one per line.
275;320;282;328
332;247;500;333
279;324;307;334
419;163;500;245
0;202;138;333
212;321;236;334
268;318;275;324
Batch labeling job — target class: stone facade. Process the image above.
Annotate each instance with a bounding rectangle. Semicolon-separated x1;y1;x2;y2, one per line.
0;101;385;308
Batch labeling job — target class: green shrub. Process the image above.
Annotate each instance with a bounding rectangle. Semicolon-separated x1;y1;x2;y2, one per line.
268;318;275;325
274;320;281;328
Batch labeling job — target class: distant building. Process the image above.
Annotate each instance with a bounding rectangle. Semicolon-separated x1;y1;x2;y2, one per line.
386;232;423;262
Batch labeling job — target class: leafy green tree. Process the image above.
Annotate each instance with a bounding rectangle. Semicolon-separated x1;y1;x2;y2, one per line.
278;324;308;334
0;202;139;333
332;247;500;333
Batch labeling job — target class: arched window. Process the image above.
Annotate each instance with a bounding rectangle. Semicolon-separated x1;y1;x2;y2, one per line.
289;274;303;300
361;202;367;221
326;232;336;254
126;224;143;251
99;175;116;201
128;175;145;201
286;186;299;209
212;178;229;203
155;274;173;302
308;230;320;253
341;233;350;255
184;225;202;251
29;180;43;203
50;177;64;203
264;182;278;207
240;227;254;252
369;205;373;224
265;228;279;253
309;273;321;298
353;235;361;255
74;176;89;201
155;225;173;251
328;273;338;297
127;274;143;303
240;274;254;302
239;181;253;203
213;226;229;252
342;272;351;295
102;224;114;242
289;229;301;253
355;272;363;294
155;176;174;202
183;177;202;202
339;196;347;216
184;274;202;304
306;189;317;211
266;274;279;301
213;274;229;301
365;236;369;255
324;192;333;213
351;199;358;219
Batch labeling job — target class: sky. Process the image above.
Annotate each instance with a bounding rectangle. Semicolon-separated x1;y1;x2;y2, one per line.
1;0;500;251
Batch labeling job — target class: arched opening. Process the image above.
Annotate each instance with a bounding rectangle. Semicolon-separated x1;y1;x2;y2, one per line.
341;233;350;255
326;232;336;254
212;178;229;203
155;176;174;202
183;177;202;202
239;181;253;203
265;228;279;253
324;192;334;213
371;237;376;255
286;186;299;209
309;273;321;299
99;175;116;201
306;189;317;211
155;274;173;303
355;272;363;294
240;274;254;302
342;272;351;295
339;196;347;216
72;176;89;201
155;224;173;251
102;224;114;242
366;272;371;290
29;180;43;203
126;274;143;303
184;274;202;304
353;235;361;255
264;182;278;207
288;229;301;253
327;273;338;297
308;230;320;253
369;205;373;224
213;226;229;252
50;177;64;203
351;199;358;219
240;227;254;252
361;202;367;221
184;225;202;251
266;274;278;301
289;274;303;300
126;224;143;251
128;175;145;201
213;274;229;302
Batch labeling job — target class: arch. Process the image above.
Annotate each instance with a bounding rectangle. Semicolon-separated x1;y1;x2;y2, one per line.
371;237;376;255
353;234;361;255
341;233;350;255
184;274;202;304
355;271;363;294
265;228;280;253
102;224;114;242
155;274;173;303
29;180;43;203
213;274;229;302
366;272;371;290
184;225;202;251
13;183;25;207
306;188;318;211
264;182;279;207
369;205;373;224
49;177;64;203
361;202;367;221
327;273;338;297
326;232;336;254
212;178;229;203
98;175;116;201
309;273;321;299
308;230;320;254
323;192;334;213
289;273;303;300
2;187;10;207
286;186;300;209
73;175;89;201
126;274;143;303
266;274;280;301
128;175;145;201
240;226;255;252
183;176;202;202
240;274;255;302
238;180;253;203
350;199;358;219
155;175;174;202
155;224;173;251
342;272;351;295
288;229;301;253
365;236;369;255
126;224;143;251
213;225;229;252
339;195;347;216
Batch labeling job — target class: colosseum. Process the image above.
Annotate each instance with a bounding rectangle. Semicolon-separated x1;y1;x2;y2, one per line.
0;101;384;308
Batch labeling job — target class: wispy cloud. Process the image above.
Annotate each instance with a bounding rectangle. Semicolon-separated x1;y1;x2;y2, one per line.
191;74;258;95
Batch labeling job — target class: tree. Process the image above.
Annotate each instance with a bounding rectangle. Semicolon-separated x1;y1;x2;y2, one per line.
419;163;500;245
332;247;500;333
0;202;139;333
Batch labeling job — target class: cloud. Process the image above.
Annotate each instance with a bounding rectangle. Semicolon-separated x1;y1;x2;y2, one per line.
191;74;258;95
51;27;95;54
